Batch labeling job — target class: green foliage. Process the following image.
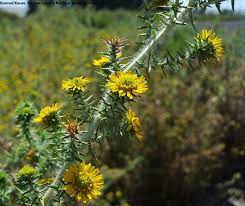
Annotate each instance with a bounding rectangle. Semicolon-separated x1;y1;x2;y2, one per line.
0;171;11;205
132;26;245;205
0;7;138;137
15;101;36;147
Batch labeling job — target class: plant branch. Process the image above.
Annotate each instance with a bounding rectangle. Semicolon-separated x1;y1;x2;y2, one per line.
41;0;225;205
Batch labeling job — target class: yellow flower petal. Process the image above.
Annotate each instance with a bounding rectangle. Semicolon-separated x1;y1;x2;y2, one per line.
125;109;144;141
63;170;75;183
64;185;76;197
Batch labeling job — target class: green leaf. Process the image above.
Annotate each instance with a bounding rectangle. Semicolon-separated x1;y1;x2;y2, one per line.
215;3;222;14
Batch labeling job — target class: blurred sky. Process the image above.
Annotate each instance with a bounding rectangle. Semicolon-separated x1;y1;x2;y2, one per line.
184;0;245;13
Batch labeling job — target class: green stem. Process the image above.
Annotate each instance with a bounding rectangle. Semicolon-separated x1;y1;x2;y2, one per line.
41;161;71;206
24;131;32;147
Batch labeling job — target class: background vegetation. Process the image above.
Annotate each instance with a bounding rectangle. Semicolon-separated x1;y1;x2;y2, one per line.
0;5;245;206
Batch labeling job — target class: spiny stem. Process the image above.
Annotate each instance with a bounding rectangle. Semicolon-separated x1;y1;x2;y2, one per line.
41;161;70;206
124;25;169;72
125;0;193;72
41;0;225;205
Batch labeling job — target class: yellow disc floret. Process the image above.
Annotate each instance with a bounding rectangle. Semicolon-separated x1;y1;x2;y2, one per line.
34;103;61;127
63;162;104;204
196;29;223;61
125;109;143;141
62;76;91;92
106;71;148;99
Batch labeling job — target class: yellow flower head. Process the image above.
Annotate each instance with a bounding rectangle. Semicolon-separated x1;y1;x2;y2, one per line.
125;109;143;141
106;191;114;201
18;165;36;177
62;76;91;92
115;190;123;199
93;56;110;67
122;202;130;206
34;103;61;127
63;162;104;204
196;29;223;61
106;71;148;99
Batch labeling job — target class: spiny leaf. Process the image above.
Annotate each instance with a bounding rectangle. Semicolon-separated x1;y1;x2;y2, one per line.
215;2;222;14
231;0;235;11
188;10;196;31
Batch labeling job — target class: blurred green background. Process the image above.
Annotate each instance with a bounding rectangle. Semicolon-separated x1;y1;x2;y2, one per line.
0;3;245;206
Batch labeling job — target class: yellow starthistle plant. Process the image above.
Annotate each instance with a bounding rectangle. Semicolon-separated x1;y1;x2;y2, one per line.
106;71;148;99
63;162;104;204
196;29;223;62
125;109;143;141
93;56;110;67
62;76;91;92
34;103;61;127
17;165;36;177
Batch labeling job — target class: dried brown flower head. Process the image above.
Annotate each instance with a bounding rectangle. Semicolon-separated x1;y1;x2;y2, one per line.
103;37;127;55
65;120;80;137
